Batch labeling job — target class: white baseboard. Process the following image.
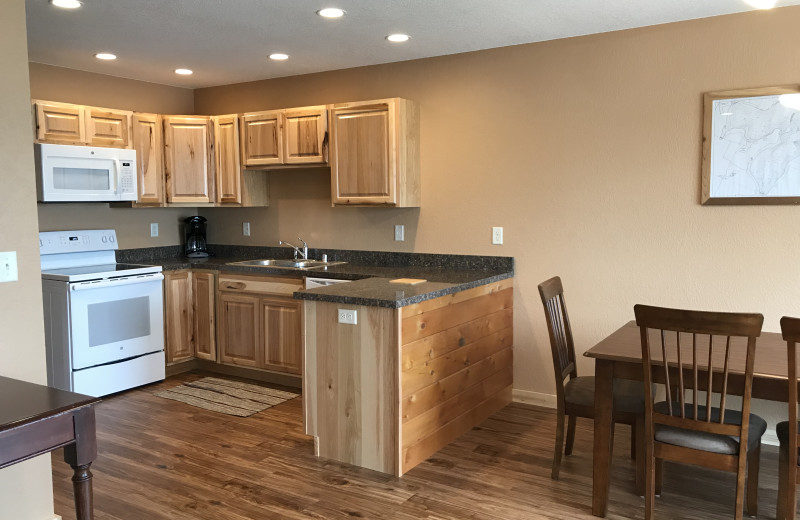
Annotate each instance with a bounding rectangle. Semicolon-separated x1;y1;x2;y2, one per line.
512;389;556;408
511;389;780;447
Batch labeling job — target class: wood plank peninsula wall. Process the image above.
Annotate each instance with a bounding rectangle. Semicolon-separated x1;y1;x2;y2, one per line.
304;280;513;475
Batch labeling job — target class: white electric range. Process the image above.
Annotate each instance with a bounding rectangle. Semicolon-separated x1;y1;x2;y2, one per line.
40;229;165;397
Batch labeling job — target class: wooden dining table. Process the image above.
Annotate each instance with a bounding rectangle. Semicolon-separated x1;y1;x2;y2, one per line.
584;320;790;518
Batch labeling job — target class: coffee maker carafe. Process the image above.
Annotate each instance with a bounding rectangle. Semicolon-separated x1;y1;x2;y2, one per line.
184;216;208;258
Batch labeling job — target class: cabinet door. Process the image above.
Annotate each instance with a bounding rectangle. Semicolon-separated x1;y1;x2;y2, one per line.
164;271;194;364
192;271;216;361
260;297;302;375
34;101;86;144
163;116;215;203
330;101;395;205
131;113;165;205
218;293;261;367
283;107;327;165
241;111;283;167
85;108;131;148
214;115;242;204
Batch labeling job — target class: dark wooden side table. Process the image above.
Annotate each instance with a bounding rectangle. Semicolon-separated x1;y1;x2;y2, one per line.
0;376;100;519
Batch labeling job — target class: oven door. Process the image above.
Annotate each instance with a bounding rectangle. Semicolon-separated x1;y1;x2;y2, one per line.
68;273;164;370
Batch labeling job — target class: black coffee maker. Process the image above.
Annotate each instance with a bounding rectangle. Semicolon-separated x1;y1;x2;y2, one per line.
184;216;209;258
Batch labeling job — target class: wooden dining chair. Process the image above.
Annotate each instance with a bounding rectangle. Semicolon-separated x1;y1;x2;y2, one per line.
777;316;800;520
633;304;765;520
538;276;645;481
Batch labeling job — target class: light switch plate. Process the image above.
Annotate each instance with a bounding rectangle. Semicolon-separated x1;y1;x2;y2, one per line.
394;224;405;241
243;222;251;236
150;223;159;237
0;251;18;282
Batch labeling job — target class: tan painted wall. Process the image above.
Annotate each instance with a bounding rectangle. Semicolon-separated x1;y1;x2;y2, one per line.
30;63;198;248
0;2;56;518
194;6;800;416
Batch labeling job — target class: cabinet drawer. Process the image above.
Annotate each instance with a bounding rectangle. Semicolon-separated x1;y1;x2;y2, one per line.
218;274;302;296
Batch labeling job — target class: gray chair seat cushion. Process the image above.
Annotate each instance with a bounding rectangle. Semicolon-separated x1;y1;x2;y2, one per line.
775;421;800;465
564;376;645;414
653;402;766;455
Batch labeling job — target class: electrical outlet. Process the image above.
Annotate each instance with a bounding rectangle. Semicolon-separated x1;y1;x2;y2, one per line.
394;224;405;241
0;251;18;283
243;222;250;236
150;223;158;237
492;227;503;245
338;309;357;325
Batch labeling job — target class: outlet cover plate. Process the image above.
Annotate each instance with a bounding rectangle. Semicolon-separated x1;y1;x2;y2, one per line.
492;227;503;245
394;224;405;241
243;222;251;236
338;309;357;325
150;223;158;237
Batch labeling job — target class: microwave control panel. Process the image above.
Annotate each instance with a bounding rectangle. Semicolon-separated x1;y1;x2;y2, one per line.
118;160;135;195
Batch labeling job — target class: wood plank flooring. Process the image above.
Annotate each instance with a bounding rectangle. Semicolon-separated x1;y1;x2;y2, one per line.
52;372;784;519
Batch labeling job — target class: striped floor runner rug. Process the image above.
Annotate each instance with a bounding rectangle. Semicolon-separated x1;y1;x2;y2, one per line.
153;377;298;417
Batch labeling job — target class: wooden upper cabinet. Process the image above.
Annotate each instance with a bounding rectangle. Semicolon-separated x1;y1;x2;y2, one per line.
213;114;242;204
34;101;86;145
163;116;215;204
131;113;165;205
241;111;283;167
329;98;420;207
85;107;132;147
33;100;132;148
283;106;327;165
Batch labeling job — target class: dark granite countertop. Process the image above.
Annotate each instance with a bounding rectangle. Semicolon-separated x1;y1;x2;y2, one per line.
117;245;513;308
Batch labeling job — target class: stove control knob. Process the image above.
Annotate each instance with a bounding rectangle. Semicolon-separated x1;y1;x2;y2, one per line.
101;236;107;243
109;235;115;243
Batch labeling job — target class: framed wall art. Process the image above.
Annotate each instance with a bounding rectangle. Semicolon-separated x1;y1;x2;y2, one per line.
701;85;800;205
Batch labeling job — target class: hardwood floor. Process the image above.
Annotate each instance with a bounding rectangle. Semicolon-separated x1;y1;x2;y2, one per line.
52;372;783;519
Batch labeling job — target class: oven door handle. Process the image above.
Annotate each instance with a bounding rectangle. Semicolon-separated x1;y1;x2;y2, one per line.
70;273;164;291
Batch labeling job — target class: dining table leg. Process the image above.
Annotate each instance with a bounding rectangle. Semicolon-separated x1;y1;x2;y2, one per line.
592;358;615;517
63;407;97;520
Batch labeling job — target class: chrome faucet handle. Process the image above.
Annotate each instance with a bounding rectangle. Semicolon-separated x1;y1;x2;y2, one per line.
297;236;308;259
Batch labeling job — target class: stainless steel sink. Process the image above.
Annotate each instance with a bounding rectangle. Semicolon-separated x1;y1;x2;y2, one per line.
226;259;345;270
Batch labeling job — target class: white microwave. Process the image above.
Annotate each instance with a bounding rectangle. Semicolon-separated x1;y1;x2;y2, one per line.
35;143;138;202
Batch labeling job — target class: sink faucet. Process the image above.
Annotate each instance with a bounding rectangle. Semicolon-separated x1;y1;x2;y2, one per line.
279;236;308;260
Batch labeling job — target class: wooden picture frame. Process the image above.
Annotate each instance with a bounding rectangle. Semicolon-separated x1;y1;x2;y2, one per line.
701;85;800;205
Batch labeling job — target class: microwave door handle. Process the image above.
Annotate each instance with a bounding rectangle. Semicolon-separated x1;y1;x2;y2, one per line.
112;159;120;194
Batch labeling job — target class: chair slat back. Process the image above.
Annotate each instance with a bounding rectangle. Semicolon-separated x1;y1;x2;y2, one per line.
780;316;800;466
538;277;577;385
634;304;763;439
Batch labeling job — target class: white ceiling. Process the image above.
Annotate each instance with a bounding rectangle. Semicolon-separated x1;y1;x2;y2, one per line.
24;0;800;89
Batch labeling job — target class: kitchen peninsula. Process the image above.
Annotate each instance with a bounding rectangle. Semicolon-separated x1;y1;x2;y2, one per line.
294;259;514;477
122;245;514;476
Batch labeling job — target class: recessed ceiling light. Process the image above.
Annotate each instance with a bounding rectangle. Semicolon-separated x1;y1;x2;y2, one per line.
95;53;117;61
317;7;346;18
269;53;289;61
51;0;82;8
386;34;410;43
743;0;777;8
174;68;193;75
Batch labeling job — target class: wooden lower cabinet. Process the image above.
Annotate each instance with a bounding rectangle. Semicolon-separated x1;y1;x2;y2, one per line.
192;271;217;361
164;270;194;363
164;270;216;364
217;274;303;375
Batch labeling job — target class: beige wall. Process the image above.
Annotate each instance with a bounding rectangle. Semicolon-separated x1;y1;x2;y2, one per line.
30;63;198;248
0;2;56;518
194;7;800;414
